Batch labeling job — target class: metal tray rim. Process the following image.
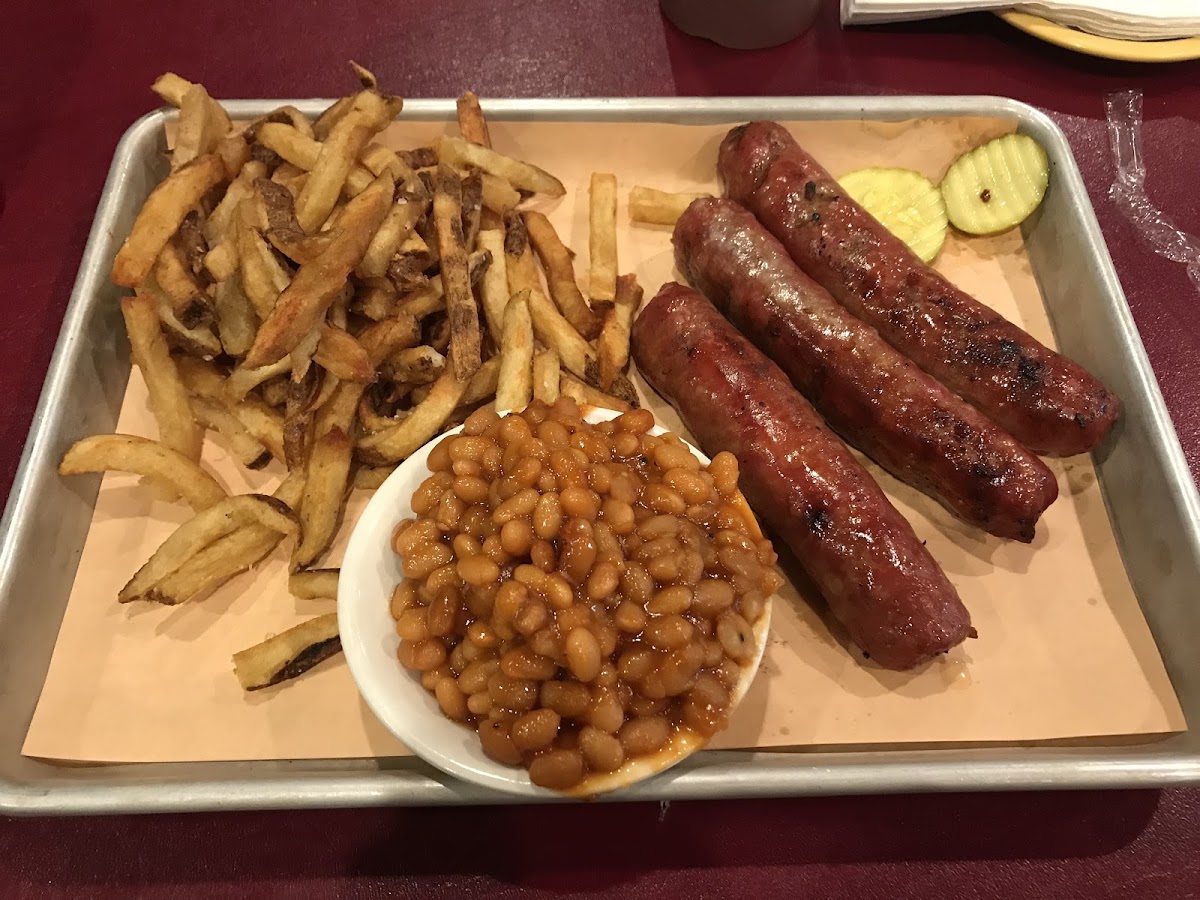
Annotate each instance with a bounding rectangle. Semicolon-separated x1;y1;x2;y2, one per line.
4;95;1199;816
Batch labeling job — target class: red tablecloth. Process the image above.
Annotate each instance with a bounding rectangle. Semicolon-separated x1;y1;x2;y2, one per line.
4;1;1200;896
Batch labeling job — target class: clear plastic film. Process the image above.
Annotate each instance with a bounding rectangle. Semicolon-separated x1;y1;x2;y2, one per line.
1106;90;1200;292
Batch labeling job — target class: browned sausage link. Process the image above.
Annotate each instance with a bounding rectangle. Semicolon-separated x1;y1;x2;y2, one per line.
674;198;1058;543
718;121;1120;458
632;282;972;671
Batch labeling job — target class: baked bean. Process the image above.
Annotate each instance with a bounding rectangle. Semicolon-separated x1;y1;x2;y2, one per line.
709;451;740;496
612;600;647;634
458;554;500;587
467;691;493;717
514;598;549;636
628;695;669;718
463;405;500;436
530;539;557;573
556;604;592;634
479;718;523;765
458;659;500;695
617;647;658;682
600;498;635;534
481;443;503;480
494;487;538;524
655;441;700;473
537;419;570;448
695;578;737;618
501;647;557;680
487;673;538;712
643;615;694;650
541;681;591;718
618;717;670;756
592;523;623;565
549;449;585;486
435;677;469;721
460;640;495;664
620;562;654;607
637;515;679;540
529;627;562;661
528;749;585;790
392;518;438;557
718;546;760;580
390;581;417;620
645;552;682;583
494;580;530;624
421;666;448;691
435;493;465;530
451;458;482;478
647;585;692;616
677;549;705;585
717;611;755;662
452;533;481;559
716;657;742;688
536;472;558;493
541;573;574;610
576;432;611;464
665;469;709;505
611;430;640;460
580;726;625;773
402;540;453;580
701;639;725;668
585;560;620;601
459;505;492;540
559;519;597;586
560;486;600;521
588;688;625;733
693;617;715;639
715;504;745;531
453;475;490;505
616;408;654;434
397;638;447;672
426;563;459;598
533;493;563;540
739;589;767;624
512;455;543;487
565;628;602;681
497;414;531;447
659;643;705;696
426;435;455;472
481;534;510;567
427;589;460;638
449;436;491;464
512;708;561;752
759;567;784;596
594;624;619;658
644;484;686;516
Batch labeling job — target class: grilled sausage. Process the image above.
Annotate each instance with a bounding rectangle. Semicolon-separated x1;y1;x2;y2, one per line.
718;120;1119;457
632;282;972;670
674;197;1058;543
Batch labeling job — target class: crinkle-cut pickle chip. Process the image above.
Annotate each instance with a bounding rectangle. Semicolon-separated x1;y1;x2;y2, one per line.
837;167;948;263
940;133;1050;236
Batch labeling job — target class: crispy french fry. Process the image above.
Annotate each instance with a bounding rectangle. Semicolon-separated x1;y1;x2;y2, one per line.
355;279;397;320
190;396;271;469
629;186;712;226
295;91;401;232
314;95;355;140
244;173;393;369
173;83;232;171
456;91;492;147
596;273;643;390
58;434;226;510
203;240;239;283
206;161;268;245
233;613;341;691
496;291;533;413
389;345;446;384
584;359;640;409
527;288;594;380
232;396;287;463
480;174;520;215
256;122;385;199
475;229;510;344
357;196;424;278
524;211;600;340
151;72;194;107
357;368;469;463
212;275;258;356
215;133;251;180
432;166;481;380
238;210;292;319
560;371;632;413
289;569;340;600
314;323;374;383
438;136;564;197
589;173;618;305
532;349;561;405
150;291;223;359
293;426;353;569
151;240;210;327
112;154;225;288
461;171;483;251
225;358;291;402
462;355;501;405
122;294;203;460
123;494;296;604
354;464;397;489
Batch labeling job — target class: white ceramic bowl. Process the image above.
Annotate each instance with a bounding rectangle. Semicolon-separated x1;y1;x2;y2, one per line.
339;407;772;797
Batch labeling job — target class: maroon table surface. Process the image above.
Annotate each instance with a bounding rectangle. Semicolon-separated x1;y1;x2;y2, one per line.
4;1;1200;897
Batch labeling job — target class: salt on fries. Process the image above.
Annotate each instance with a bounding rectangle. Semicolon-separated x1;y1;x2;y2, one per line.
60;63;645;694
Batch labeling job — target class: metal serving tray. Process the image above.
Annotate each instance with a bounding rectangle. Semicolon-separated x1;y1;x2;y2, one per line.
3;97;1199;815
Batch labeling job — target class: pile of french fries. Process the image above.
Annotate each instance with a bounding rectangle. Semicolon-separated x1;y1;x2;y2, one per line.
58;65;648;693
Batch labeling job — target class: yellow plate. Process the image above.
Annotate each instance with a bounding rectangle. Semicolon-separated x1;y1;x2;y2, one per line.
999;11;1200;62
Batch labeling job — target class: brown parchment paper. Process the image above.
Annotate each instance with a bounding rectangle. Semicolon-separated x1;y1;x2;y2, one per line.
23;116;1185;764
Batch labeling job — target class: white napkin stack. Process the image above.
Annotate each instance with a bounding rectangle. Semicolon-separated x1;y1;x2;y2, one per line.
841;0;1200;40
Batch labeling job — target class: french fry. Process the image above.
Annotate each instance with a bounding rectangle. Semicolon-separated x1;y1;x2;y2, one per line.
461;171;483;251
357;196;425;279
596;273;643;390
231;396;287;463
293;426;353;569
295;91;401;232
206;161;268;245
255;122;384;199
314;323;374;383
560;371;632;413
462;355;501;405
225;358;291;402
456;91;492;147
203;240;239;283
151;240;210;327
148;472;304;606
313;95;355;140
527;288;594;380
629;186;712;226
589;173;618;306
150;292;223;360
438;136;565;197
111;154;226;288
151;72;195;107
389;346;446;384
583;359;640;409
524;211;600;340
122;294;203;461
58;434;226;511
357;368;469;463
476;229;510;344
354;464;396;489
244;172;393;368
532;348;561;404
496;290;533;413
233;613;341;691
432;166;481;380
175;210;209;283
212;275;259;356
173;83;232;170
215;133;251;180
289;569;340;600
237;210;292;319
122;495;297;604
480;174;520;215
190;396;271;469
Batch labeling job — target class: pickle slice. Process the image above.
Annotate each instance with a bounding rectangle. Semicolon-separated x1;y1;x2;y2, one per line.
940;133;1049;236
838;167;948;263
